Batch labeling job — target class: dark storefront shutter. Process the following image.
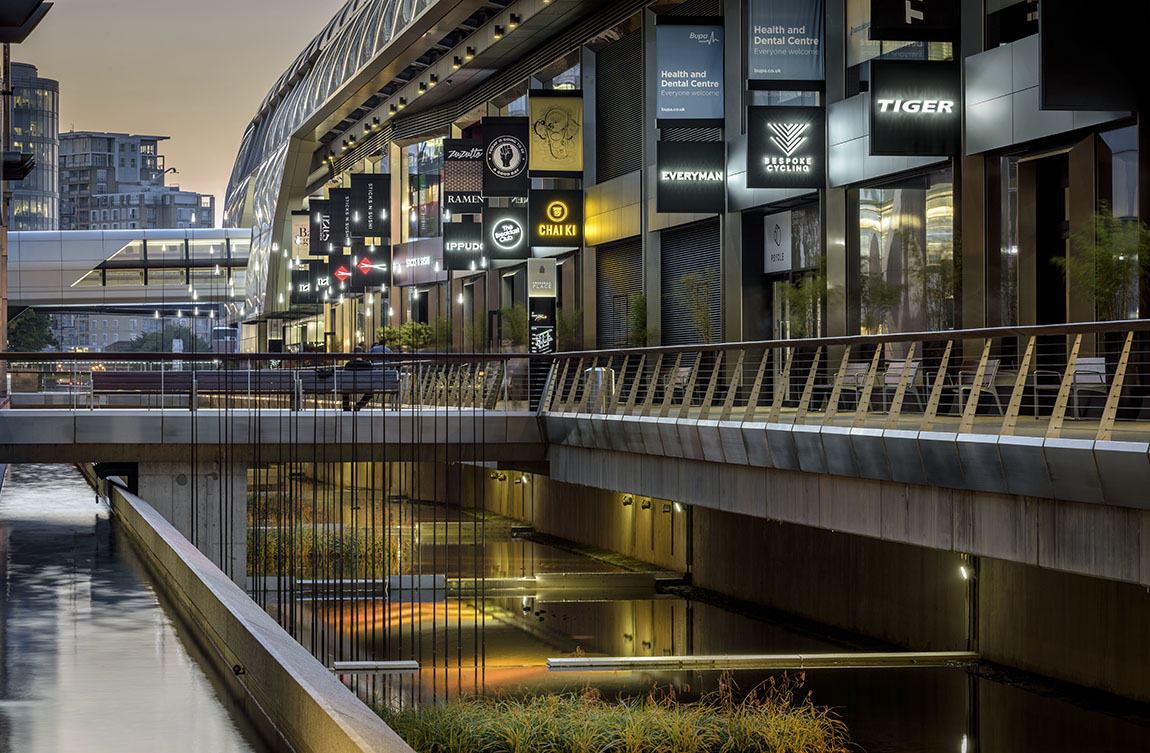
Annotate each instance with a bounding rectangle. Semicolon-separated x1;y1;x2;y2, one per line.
596;31;642;183
661;219;721;346
660;127;723;143
662;0;722;15
596;238;643;347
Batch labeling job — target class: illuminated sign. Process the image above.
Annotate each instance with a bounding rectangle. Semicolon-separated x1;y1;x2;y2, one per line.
309;200;331;254
350;173;389;244
764;211;792;274
656;22;724;126
483;207;529;261
656;141;725;214
443;220;485;271
328;188;352;249
528;258;557;298
747;0;824;87
482;118;530;197
443;139;485;213
869;61;960;156
746;106;824;190
529;92;583;175
529;189;583;247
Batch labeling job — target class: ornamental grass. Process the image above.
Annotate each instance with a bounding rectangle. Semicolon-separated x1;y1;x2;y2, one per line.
377;673;852;753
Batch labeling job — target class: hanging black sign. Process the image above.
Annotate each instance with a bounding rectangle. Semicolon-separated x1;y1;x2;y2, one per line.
1040;0;1144;111
529;297;556;354
328;254;354;298
529;189;583;247
656;141;725;214
869;61;960;156
328;188;352;249
349;244;392;291
443;139;485;213
311;261;335;302
483;206;529;261
747;0;825;88
869;0;959;42
482;118;530;198
746;105;825;190
350;173;389;243
309;200;331;255
291;268;318;305
443;220;485;271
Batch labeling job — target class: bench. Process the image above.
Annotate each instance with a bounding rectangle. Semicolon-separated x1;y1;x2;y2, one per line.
90;368;401;410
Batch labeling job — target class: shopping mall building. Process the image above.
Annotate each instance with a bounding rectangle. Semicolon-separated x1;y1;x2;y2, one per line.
224;0;1147;353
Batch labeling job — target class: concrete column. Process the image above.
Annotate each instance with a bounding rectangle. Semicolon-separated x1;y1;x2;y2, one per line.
137;460;248;588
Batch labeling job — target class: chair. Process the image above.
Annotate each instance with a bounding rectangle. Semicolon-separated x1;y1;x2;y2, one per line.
953;359;1003;415
878;358;923;413
1033;356;1108;419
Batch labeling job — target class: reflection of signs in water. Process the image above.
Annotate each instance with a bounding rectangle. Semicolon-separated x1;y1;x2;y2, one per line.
533;105;580;160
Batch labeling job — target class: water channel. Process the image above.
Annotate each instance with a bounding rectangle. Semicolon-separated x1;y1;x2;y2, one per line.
253;483;1150;753
0;464;265;753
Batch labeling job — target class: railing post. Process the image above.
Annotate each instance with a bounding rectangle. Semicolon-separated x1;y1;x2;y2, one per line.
958;339;993;434
851;345;883;429
1097;330;1134;441
1046;333;1083;439
1001;336;1036;436
658;353;683;419
883;342;918;430
624;354;647;414
921;340;953;432
607;355;631;414
741;349;769;423
676;353;702;420
719;350;744;421
767;347;793;424
794;346;821;426
824;345;853;423
639;354;663;418
696;351;723;421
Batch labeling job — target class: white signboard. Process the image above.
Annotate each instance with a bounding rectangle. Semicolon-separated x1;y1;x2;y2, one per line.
764;211;792;274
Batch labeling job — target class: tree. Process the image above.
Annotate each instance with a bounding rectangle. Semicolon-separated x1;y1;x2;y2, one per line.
556;307;583;351
904;228;956;332
500;304;528;348
859;272;904;335
7;309;58;352
678;270;717;344
464;316;488;352
124;325;210;353
625;294;658;347
1055;204;1150;321
782;269;826;339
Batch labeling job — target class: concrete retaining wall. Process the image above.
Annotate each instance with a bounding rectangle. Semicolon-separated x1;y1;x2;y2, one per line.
106;481;414;753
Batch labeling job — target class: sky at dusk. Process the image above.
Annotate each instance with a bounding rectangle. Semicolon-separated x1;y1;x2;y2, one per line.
18;0;347;225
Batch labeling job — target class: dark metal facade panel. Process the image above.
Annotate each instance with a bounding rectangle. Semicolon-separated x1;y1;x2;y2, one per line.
595;30;643;182
595;237;643;347
660;219;721;346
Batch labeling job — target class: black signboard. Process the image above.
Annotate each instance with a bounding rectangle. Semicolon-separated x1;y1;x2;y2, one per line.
1040;0;1144;111
443;139;485;213
328;254;354;297
443;220;485;271
311;262;335;302
483;206;529;261
350;173;389;242
746;105;825;190
482;118;530;198
309;200;331;255
656;141;725;214
349;245;391;290
869;61;960;156
529;189;583;247
291;268;318;305
869;0;959;42
328;188;352;249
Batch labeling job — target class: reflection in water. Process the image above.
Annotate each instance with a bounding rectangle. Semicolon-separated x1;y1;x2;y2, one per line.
0;464;264;753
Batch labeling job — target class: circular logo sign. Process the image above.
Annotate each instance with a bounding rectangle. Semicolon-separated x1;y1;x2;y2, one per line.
486;135;527;179
546;201;569;223
492;218;524;251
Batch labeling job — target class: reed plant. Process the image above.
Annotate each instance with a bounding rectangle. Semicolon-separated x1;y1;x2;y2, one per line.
377;673;851;753
247;525;411;578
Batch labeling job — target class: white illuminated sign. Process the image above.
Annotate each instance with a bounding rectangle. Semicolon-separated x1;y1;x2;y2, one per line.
875;99;955;114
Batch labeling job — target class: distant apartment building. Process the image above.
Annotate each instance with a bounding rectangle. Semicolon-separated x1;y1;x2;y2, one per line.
59;131;214;230
9;62;59;231
51;312;214;352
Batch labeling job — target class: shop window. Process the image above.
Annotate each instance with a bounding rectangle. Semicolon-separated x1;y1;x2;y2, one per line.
405;138;442;241
854;167;955;334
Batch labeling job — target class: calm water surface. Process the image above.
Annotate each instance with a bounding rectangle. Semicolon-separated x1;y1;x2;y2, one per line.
0;464;265;753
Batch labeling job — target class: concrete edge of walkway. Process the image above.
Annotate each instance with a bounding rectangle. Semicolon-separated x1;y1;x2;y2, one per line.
106;479;416;753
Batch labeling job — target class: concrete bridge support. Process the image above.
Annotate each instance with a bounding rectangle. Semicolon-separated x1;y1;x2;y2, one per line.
137;460;248;587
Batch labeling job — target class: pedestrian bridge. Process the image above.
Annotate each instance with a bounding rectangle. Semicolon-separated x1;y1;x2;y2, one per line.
5;319;1150;586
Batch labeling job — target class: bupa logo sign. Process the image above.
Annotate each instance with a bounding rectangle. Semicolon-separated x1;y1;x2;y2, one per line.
689;30;720;45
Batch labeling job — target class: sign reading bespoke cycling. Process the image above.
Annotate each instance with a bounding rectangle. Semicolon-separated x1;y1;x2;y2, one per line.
869;61;960;156
443;139;485;213
869;0;959;41
443;220;485;271
747;0;824;87
482;118;530;198
746;106;824;189
529;189;583;247
483;206;529;261
655;21;724;126
656;141;725;214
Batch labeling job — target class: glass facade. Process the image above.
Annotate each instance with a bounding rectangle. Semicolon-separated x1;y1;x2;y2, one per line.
9;63;59;231
856;168;956;334
405;138;442;241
